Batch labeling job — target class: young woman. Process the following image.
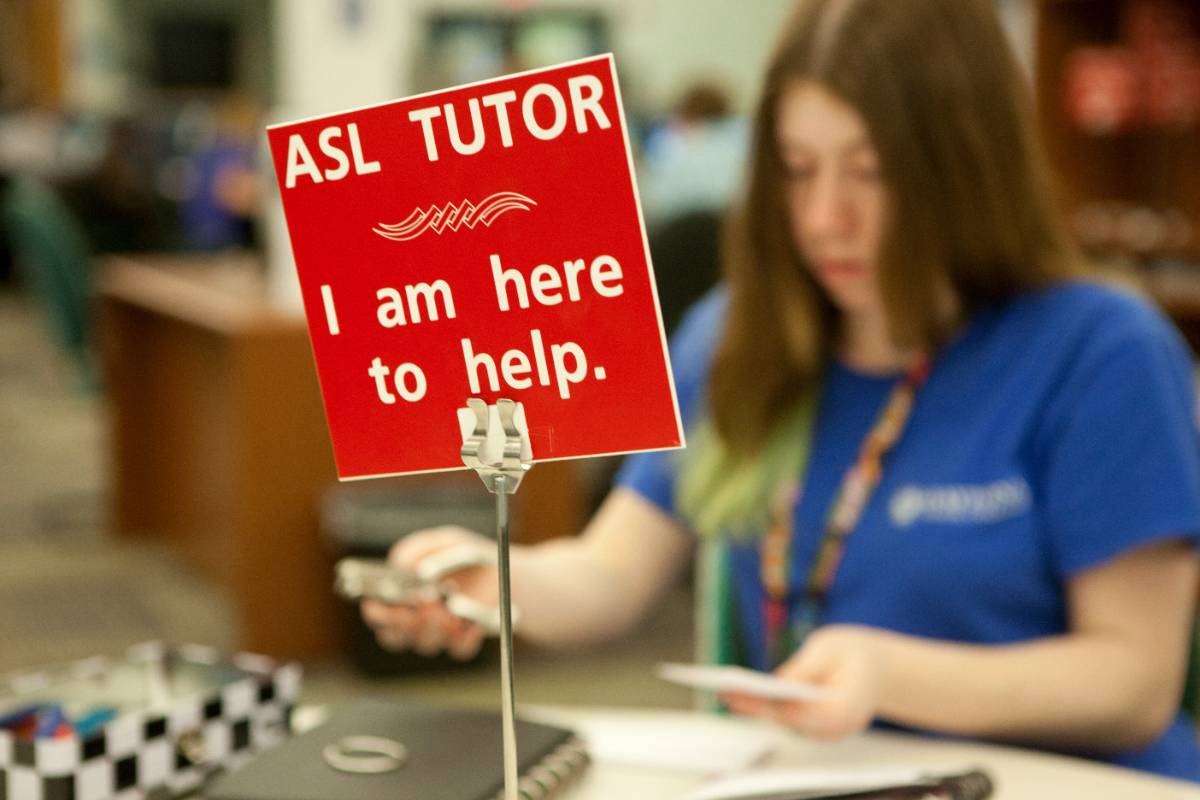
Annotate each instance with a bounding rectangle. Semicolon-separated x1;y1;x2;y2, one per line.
363;0;1200;781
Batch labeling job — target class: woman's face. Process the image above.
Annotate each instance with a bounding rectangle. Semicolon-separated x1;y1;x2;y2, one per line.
775;81;888;318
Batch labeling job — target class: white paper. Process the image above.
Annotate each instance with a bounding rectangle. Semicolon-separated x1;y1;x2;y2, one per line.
656;663;832;702
684;766;941;800
571;715;775;775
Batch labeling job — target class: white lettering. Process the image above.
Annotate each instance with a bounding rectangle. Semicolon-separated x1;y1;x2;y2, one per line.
404;280;456;323
376;282;456;327
368;357;396;404
591;255;624;297
488;252;626;310
445;99;486;156
530;329;550;386
481;90;518;147
320;284;340;335
551;341;587;399
530;264;563;306
463;338;499;394
888;479;1033;528
491;253;529;311
461;330;598;399
347;123;381;175
408;106;443;161
318;127;350;180
501;349;533;389
567;74;611;132
522;83;568;141
285;134;323;188
405;75;609;160
392;363;427;402
376;287;407;328
285;125;379;186
564;259;587;302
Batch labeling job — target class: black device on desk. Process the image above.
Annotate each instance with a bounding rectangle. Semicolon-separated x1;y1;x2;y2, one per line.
206;698;588;800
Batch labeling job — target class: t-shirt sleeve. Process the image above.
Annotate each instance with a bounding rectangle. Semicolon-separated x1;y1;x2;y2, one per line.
612;289;727;516
1036;296;1200;577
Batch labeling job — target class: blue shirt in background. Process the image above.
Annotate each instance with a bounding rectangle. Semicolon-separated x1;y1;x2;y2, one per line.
617;281;1200;781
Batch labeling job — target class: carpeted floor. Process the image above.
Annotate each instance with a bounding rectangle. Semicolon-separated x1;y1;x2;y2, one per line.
0;287;695;711
0;290;239;674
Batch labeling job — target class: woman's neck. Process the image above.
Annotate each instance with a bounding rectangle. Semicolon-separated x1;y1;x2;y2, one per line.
837;310;919;375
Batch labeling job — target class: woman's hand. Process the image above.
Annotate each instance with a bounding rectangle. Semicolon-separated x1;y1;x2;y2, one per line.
722;625;886;740
360;526;499;661
359;489;693;654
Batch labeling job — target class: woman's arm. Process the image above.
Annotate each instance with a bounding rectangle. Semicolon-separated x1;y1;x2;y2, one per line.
363;487;694;656
506;487;695;646
727;538;1198;752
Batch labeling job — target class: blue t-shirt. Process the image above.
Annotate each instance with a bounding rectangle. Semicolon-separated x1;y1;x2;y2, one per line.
617;281;1200;781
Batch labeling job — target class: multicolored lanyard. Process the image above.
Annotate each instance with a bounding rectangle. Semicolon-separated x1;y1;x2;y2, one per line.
760;357;930;667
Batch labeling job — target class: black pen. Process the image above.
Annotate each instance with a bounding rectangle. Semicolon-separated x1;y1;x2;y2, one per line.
707;768;994;800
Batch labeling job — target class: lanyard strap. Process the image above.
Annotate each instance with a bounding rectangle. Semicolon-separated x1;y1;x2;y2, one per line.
760;357;930;666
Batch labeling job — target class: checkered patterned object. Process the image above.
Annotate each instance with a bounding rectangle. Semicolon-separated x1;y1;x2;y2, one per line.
0;644;300;800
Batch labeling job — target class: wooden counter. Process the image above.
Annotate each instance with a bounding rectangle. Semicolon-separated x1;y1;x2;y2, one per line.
98;253;589;659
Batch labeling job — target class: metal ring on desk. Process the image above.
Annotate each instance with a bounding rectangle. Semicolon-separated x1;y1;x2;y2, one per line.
322;735;408;774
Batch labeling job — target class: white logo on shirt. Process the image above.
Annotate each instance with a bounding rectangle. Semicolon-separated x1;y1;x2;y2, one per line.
888;478;1032;528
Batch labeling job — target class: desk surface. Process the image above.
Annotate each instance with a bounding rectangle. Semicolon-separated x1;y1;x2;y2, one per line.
524;706;1199;799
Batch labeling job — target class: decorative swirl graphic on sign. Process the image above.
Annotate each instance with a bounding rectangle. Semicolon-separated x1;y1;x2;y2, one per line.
373;192;537;242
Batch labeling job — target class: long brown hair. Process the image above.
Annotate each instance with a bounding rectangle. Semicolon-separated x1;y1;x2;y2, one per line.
709;0;1083;456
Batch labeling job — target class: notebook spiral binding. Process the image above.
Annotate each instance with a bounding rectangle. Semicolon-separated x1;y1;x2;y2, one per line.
501;736;590;800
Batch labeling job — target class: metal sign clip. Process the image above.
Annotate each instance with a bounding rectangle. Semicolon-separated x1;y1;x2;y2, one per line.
460;397;531;495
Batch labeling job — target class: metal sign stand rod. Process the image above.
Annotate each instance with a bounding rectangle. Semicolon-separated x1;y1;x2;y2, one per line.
493;475;518;800
461;398;530;800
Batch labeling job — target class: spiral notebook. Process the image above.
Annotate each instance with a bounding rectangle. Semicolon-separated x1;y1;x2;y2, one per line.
206;698;588;800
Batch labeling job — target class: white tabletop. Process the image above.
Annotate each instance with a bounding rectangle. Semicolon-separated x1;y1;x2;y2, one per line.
524;706;1200;799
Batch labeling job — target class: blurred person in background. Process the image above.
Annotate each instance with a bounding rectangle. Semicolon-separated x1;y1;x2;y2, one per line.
362;0;1200;781
638;80;748;230
58;115;168;255
641;83;746;335
179;94;263;251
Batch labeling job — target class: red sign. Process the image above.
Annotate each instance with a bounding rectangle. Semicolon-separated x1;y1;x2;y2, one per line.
266;55;684;479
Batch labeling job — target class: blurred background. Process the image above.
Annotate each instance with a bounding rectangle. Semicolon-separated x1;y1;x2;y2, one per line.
0;0;1197;710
